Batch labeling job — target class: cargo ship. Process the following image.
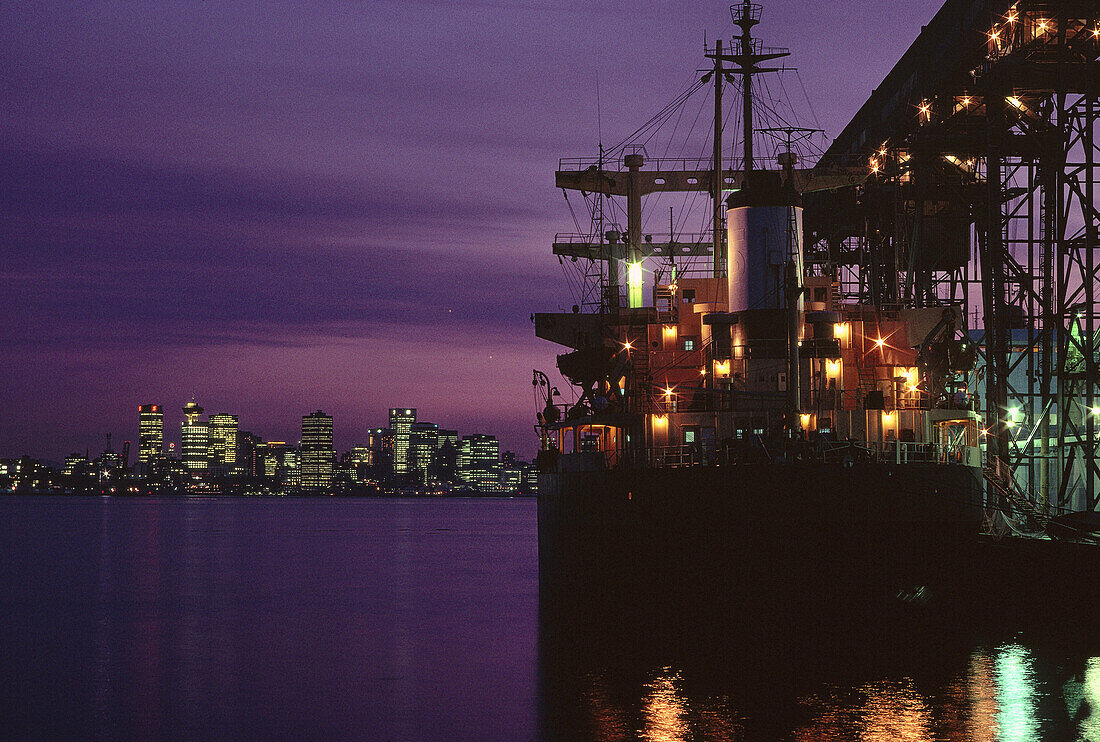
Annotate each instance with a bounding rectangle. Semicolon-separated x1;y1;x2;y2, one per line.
532;1;1100;606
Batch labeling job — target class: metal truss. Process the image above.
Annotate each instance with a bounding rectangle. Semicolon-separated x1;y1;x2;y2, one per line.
807;1;1100;511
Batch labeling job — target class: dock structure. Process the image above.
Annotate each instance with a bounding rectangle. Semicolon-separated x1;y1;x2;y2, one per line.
805;0;1100;513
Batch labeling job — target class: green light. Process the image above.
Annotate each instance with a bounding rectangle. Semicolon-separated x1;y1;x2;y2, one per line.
628;261;643;308
994;644;1039;741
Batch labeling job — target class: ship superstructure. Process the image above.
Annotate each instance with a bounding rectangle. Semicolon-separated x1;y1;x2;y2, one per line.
533;0;1100;630
535;2;985;491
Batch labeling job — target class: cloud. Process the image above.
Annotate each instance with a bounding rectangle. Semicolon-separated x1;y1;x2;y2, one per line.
0;144;561;350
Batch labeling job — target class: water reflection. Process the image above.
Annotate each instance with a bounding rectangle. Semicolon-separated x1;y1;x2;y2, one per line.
967;650;997;742
641;670;689;741
540;598;1100;741
794;679;937;741
1075;657;1100;740
993;644;1039;741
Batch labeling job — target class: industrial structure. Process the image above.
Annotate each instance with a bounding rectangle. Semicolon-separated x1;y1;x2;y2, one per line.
807;0;1099;513
538;0;1099;521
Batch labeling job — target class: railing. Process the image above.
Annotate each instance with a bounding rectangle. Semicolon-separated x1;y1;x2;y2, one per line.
558;153;856;173
558;156;712;172
558;155;794;172
542;437;988;474
865;441;970;465
650;444;712;468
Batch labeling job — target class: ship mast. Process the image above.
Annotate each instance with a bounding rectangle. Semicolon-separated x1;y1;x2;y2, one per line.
728;1;789;176
708;39;726;279
704;2;790;277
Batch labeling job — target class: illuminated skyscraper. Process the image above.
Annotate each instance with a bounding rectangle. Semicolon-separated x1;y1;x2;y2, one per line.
301;410;334;491
208;413;239;469
138;404;163;463
181;400;209;472
459;434;499;490
410;422;438;483
350;445;372;483
389;408;416;474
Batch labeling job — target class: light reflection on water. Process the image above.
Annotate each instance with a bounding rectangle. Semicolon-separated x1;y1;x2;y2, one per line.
4;496;1099;741
561;642;1100;741
993;644;1039;741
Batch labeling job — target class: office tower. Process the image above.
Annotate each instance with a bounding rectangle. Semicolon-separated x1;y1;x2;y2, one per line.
389;408;416;474
301;410;334;491
238;431;262;478
409;422;439;483
138;404;163;463
350;446;372;483
436;429;459;482
459;434;499;490
369;428;394;477
63;453;90;476
499;464;522;492
208;413;239;469
436;429;459;451
284;448;301;488
181;400;209;471
262;442;286;479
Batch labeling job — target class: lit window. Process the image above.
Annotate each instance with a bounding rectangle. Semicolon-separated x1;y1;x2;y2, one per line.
682;337;696;351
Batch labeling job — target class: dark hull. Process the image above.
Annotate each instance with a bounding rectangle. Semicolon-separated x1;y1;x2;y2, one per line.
537;462;1100;617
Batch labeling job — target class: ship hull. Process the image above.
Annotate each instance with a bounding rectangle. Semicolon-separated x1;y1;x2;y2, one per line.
538;462;1100;619
539;463;981;602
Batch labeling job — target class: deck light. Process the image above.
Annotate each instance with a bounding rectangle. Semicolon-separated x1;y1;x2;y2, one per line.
622;340;633;351
1036;19;1048;33
875;337;886;349
627;261;643;308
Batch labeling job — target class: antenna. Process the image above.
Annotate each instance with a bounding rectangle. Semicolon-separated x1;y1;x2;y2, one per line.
596;71;603;152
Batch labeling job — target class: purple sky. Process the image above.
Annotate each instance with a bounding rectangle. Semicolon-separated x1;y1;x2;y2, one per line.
1;0;944;461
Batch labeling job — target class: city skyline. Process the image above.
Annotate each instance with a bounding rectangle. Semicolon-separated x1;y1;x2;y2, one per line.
2;1;943;463
1;397;517;466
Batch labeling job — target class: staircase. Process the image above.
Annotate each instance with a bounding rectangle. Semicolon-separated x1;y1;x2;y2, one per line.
982;456;1049;536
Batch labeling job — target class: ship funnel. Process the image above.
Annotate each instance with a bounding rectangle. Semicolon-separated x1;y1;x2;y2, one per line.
725;170;803;313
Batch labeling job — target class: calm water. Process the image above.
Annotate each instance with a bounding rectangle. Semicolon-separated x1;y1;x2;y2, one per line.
2;496;1098;741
